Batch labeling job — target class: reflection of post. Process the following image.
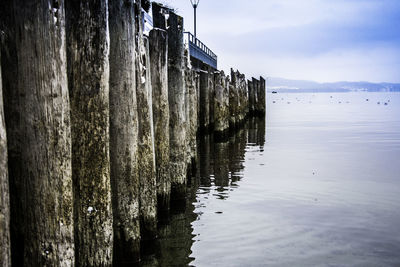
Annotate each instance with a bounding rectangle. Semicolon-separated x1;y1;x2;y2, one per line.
143;187;197;266
229;127;247;183
214;141;230;191
199;134;212;187
256;116;266;149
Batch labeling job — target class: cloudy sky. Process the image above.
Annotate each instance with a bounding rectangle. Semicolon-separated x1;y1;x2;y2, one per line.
159;0;400;83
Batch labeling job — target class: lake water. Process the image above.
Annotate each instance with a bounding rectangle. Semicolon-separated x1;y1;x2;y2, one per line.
141;92;400;267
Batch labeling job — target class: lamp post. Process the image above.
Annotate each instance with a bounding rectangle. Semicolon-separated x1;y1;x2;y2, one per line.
190;0;200;38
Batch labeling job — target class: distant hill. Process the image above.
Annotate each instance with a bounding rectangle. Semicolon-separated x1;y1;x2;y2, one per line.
267;77;400;93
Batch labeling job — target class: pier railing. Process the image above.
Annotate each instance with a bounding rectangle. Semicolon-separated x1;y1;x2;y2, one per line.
185;32;218;69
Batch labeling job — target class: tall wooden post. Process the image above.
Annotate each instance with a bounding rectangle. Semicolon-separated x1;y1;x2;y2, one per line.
167;12;188;203
108;0;140;262
66;1;113;265
150;28;170;214
0;49;11;267
1;1;74;265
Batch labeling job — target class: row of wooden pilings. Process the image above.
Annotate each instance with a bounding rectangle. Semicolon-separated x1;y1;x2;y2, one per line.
0;1;266;266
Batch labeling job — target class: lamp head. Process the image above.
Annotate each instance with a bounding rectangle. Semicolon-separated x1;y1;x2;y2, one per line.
190;0;200;8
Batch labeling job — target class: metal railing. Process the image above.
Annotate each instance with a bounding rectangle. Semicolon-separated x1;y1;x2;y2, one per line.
185;32;218;69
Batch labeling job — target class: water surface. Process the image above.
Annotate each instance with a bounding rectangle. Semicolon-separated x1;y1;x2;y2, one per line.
143;92;400;267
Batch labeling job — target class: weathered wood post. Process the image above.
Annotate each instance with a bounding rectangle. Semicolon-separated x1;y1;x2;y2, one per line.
0;51;11;267
185;68;200;176
136;35;158;239
149;28;170;214
108;0;140;262
248;79;255;115
65;1;112;265
214;139;230;189
259;76;266;116
229;74;239;129
209;70;215;131
1;1;74;265
200;70;211;133
252;77;260;115
238;72;248;123
240;73;249;118
214;71;230;140
167;11;188;203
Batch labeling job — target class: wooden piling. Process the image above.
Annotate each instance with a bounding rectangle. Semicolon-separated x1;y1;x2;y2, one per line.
136;34;157;240
248;79;255;115
229;75;240;129
214;71;230;140
252;77;260;115
259;77;266;116
2;1;74;265
167;12;188;203
108;0;140;262
0;50;11;267
200;71;211;133
149;28;170;214
65;1;112;265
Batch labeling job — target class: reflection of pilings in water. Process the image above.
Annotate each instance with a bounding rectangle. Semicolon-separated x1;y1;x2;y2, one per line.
214;141;230;190
199;134;212;187
228;126;248;184
248;116;266;148
256;116;266;149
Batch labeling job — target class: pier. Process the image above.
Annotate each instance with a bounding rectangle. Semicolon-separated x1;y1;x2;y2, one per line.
0;0;266;265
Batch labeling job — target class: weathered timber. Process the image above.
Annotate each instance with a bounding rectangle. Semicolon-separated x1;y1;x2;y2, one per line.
248;79;255;115
0;49;11;267
1;1;74;265
252;77;260;116
200;71;211;133
184;47;198;180
229;75;240;129
186;68;200;176
240;73;249;120
136;34;157;240
238;72;248;123
258;76;266;116
167;11;188;202
149;28;170;214
108;0;140;263
151;2;168;30
214;71;230;140
209;70;215;131
65;1;113;265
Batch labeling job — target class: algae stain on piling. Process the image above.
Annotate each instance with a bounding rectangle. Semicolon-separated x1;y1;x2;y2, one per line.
66;0;113;265
109;0;141;262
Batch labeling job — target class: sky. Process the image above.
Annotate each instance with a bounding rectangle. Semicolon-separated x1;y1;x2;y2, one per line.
158;0;400;83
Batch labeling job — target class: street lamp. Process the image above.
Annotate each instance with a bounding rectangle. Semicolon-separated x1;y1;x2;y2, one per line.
190;0;200;38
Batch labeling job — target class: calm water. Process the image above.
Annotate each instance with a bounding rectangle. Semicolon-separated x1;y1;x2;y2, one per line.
142;92;400;267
